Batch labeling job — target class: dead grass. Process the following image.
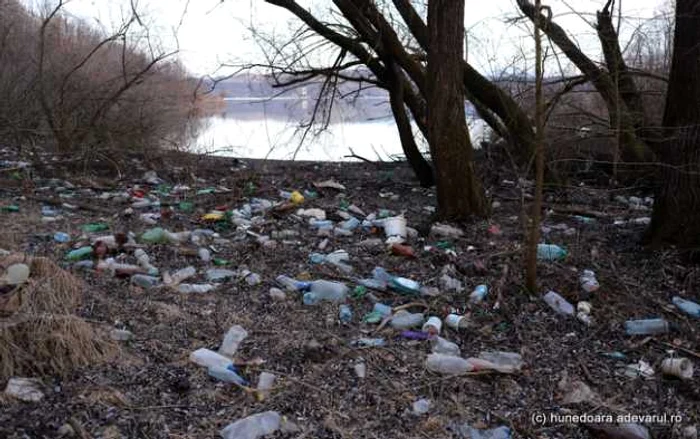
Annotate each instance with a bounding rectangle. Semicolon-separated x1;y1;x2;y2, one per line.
0;254;115;379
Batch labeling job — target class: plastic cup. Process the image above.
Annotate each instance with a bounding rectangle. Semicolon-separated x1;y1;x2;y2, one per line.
422;316;442;335
383;216;407;238
445;313;468;330
661;358;694;379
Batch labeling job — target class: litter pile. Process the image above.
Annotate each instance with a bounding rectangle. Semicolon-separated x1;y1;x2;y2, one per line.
0;155;697;438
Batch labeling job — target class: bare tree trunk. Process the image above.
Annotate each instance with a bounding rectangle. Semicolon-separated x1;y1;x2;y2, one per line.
649;0;700;252
526;0;546;292
387;61;434;187
426;0;486;219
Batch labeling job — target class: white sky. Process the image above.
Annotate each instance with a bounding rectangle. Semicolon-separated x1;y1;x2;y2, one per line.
24;0;671;77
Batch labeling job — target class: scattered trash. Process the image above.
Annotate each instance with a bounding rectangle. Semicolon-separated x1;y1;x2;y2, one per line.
624;318;670;335
177;283;216;294
208;365;247;386
256;372;276;401
622;360;655;379
353;361;367;378
469;284;488;303
579;269;599;293
338;304;353;323
302;280;349;304
219;325;248;357
426;353;473;375
383;215;407;243
431;337;461;356
390;311;425;329
661;357;694;379
411;398;432;415
422;316;442;335
430;223;464;238
672;296;700;318
1;263;30;286
53;232;71;243
314;179;346;190
543;291;574;316
110;329;134;341
537;244;568;261
351;338;386;347
269;287;286;301
445;313;469;330
4;377;44;402
451;423;512;439
190;348;232;369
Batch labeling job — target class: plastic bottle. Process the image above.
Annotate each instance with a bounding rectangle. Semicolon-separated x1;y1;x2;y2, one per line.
672;296;700;318
452;425;512;439
390;311;425;329
431;337;461;356
208;365;247;386
624;318;670;335
189;347;232;368
351;338;387;347
422;316;442;335
426;353;473;375
206;269;237;283
275;275;309;292
165;266;197;285
373;303;393;317
309;251;353;274
580;269;600;293
302;280;349;305
177;283;216;294
219;325;248;357
340;217;361;231
53;232;71;243
256;372;277;401
198;247;212;262
134;249;158;275
537;244;568;261
478;351;524;372
130;274;160;289
469;284;489;303
82;223;109;233
543;291;575;315
140;227;167;244
220;411;281;439
339;304;352;323
66;246;93;261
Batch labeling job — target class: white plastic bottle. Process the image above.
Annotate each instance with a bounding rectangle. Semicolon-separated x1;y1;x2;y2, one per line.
543;291;574;315
220;411;282;439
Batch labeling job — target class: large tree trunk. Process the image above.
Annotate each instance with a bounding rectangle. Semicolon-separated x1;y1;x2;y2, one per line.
649;0;700;250
387;60;434;187
426;0;486;219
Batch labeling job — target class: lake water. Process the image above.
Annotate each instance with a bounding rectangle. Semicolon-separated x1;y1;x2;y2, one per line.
193;98;487;161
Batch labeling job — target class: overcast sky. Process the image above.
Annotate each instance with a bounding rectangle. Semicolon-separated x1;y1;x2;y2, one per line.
25;0;670;77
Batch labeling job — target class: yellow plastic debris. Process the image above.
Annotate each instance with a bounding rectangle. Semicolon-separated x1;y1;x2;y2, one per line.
202;212;224;221
290;191;305;204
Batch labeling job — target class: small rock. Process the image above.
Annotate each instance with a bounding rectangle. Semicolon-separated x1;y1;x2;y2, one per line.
412;398;432;415
5;377;44;402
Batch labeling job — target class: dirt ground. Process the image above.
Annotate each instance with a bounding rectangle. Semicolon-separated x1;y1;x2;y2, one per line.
0;150;698;439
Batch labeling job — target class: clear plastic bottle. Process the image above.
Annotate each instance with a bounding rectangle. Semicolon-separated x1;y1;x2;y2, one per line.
189;348;232;368
177;283;216;294
302;280;349;304
168;266;197;285
134;249;158;275
478;351;523;372
431;337;461;356
672;296;700;318
373;303;393;317
624;318;670;335
219;325;248;356
256;372;276;401
469;284;489;303
130;274;160;289
543;291;574;315
390;311;425;329
198;247;212;262
537;244;568;261
220;411;281;439
208;365;247;386
275;275;309;292
426;353;473;374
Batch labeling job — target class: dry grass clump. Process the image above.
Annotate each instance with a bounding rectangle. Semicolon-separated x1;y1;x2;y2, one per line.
0;254;115;379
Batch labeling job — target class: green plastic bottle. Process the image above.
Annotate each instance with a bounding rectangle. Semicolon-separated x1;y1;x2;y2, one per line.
82;223;109;233
66;246;93;261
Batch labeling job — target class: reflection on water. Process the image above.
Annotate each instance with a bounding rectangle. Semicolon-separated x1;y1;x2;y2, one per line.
193;98;486;161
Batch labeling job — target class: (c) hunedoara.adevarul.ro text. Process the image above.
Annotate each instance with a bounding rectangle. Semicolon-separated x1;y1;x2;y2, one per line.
530;412;683;426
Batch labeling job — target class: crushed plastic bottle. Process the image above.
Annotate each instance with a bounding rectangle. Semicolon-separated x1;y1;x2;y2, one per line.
165;266;197;285
624;318;670;335
580;269;600;293
220;411;281;439
256;372;276;401
478;351;524;373
431;337;461;356
672;296;700;319
537;243;568;261
543;291;575;316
